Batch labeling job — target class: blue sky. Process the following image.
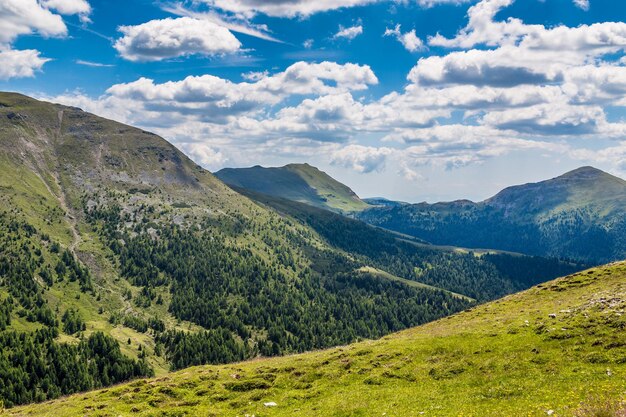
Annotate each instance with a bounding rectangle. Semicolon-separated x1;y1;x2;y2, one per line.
2;0;626;201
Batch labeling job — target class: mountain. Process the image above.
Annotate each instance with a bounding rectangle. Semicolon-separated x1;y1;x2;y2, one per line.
358;166;626;264
363;197;408;208
11;261;626;416
0;92;587;407
215;163;370;213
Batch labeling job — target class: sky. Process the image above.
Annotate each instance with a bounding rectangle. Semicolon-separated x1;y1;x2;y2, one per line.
1;0;626;202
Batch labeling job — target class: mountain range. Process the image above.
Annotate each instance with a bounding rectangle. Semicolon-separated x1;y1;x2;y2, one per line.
221;163;626;264
0;92;587;408
358;166;626;264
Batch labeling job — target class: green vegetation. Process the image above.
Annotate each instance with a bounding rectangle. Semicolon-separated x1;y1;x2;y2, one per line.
358;166;626;264
243;190;586;301
85;200;471;363
215;163;370;213
0;92;592;410
9;263;626;416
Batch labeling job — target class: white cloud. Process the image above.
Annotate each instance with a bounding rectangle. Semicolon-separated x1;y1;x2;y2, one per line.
429;0;625;51
76;59;113;67
480;103;606;135
42;0;90;14
0;0;67;45
331;145;392;173
333;25;363;40
0;49;49;79
162;3;281;43
114;17;241;62
179;143;226;168
105;61;377;112
197;0;377;18
573;0;589;11
303;39;314;49
407;48;561;88
415;0;471;6
384;24;425;52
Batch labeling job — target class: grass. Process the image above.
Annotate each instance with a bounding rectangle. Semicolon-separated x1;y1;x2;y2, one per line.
357;266;475;301
7;262;626;417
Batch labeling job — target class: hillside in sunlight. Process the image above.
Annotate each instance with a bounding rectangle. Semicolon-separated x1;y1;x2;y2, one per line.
10;262;626;416
216;163;370;213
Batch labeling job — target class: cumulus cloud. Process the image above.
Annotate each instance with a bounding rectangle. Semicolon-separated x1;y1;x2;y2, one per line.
384;24;425;52
0;49;49;79
114;17;241;62
0;0;67;45
407;48;559;88
179;143;226;168
333;25;363;40
331;145;392;173
197;0;377;18
0;0;92;79
41;0;91;22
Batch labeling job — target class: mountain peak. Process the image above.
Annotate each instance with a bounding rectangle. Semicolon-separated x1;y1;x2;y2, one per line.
216;163;369;213
559;166;609;179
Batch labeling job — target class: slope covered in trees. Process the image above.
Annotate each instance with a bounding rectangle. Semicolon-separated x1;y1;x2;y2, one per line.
358;167;626;264
11;262;626;416
238;189;586;301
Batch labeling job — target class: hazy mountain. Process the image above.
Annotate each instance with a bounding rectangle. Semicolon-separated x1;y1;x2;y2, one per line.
215;163;370;213
12;262;626;416
358;166;626;264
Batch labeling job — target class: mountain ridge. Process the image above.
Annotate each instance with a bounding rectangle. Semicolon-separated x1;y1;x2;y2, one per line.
358;166;626;264
215;163;370;213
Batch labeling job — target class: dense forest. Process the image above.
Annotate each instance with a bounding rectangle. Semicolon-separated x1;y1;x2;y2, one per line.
241;191;586;301
85;198;472;369
0;212;152;407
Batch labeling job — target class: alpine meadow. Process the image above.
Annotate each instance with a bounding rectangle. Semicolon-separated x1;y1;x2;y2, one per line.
1;0;626;416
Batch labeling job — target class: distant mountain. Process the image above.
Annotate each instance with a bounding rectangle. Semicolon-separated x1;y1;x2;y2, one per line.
363;197;408;208
215;163;370;213
358;166;626;264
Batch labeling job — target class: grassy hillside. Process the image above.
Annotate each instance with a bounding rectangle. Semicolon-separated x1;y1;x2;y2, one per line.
215;163;370;213
10;262;626;416
358;167;626;264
